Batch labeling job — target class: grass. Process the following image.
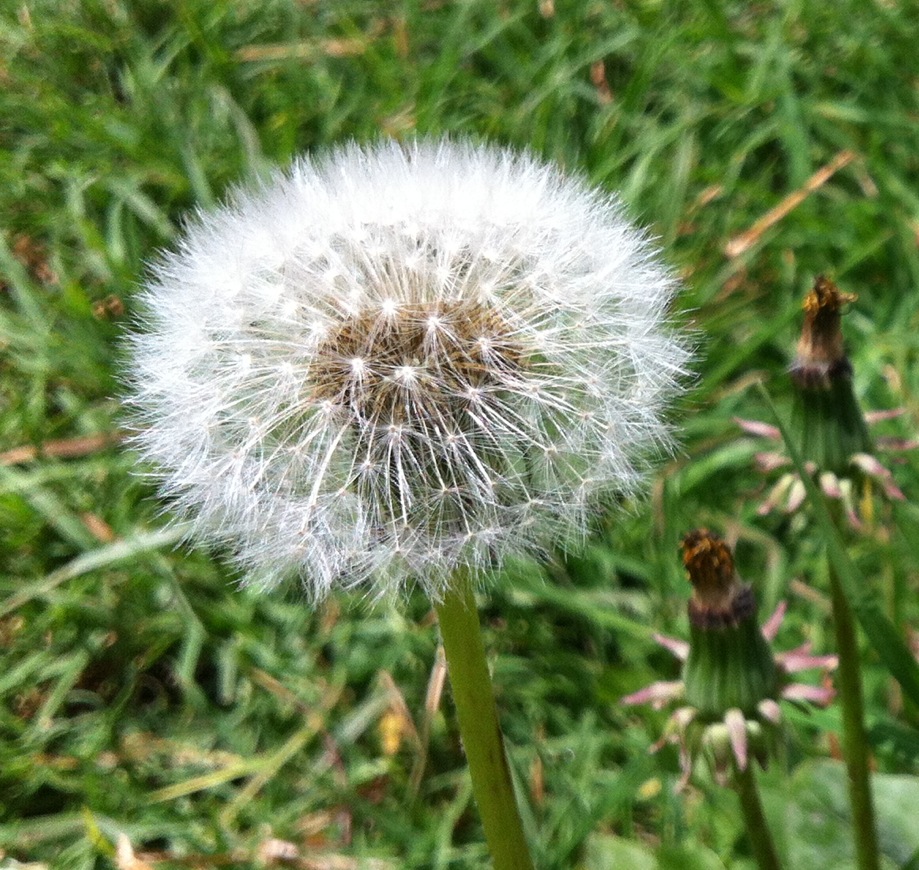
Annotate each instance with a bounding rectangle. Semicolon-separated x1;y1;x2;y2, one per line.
2;0;919;867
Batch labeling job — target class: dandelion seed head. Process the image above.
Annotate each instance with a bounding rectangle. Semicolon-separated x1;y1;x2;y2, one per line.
126;139;691;601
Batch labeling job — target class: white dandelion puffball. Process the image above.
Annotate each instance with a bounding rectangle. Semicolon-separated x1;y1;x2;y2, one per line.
127;139;690;601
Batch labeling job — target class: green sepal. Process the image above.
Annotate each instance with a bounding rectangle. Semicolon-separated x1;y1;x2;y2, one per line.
791;373;872;475
683;610;778;719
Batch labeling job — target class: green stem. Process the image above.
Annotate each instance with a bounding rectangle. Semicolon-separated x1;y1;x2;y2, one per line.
829;563;881;870
434;576;535;870
733;762;783;870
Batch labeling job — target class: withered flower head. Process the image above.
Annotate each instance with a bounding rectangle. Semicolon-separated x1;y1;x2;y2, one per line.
738;275;913;527
623;530;836;787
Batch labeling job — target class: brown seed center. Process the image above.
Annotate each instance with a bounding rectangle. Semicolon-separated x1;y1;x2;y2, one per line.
311;299;527;426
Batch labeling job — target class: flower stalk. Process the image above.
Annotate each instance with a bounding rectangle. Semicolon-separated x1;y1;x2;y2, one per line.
829;564;880;870
733;761;783;870
790;278;879;870
435;575;535;870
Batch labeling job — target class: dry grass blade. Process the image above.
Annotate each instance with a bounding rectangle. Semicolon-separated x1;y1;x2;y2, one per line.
409;643;447;797
234;38;369;62
724;150;856;258
0;432;124;466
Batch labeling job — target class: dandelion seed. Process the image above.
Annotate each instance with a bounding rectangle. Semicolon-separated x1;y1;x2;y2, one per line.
125;139;690;601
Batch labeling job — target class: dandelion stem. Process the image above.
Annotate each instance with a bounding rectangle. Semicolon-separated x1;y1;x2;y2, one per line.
435;576;535;870
829;561;880;870
733;762;783;870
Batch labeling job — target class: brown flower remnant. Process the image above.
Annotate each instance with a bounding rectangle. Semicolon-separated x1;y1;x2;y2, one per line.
791;275;857;389
682;528;752;626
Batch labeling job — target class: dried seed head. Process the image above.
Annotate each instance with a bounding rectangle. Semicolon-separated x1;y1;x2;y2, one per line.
125;139;691;601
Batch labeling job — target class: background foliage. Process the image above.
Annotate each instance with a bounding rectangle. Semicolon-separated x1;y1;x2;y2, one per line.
2;1;918;867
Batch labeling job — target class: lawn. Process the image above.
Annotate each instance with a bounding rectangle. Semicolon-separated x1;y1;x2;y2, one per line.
2;1;918;867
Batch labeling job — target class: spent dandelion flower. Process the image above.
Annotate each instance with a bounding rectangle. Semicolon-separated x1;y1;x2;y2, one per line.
623;530;836;788
624;530;836;870
125;139;691;602
737;276;914;528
